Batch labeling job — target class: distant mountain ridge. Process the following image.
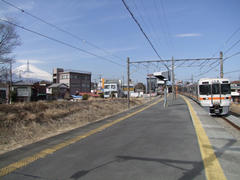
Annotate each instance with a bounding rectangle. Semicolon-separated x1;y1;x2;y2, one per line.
13;64;52;82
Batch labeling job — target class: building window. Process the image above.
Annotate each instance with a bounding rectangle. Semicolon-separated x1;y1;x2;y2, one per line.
61;74;69;79
104;85;110;89
70;75;78;79
111;85;116;89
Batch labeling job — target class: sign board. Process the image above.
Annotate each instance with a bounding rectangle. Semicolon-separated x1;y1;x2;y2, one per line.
123;87;134;91
17;88;30;97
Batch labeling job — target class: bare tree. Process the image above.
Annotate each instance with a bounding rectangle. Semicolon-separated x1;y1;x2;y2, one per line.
0;21;20;60
0;21;20;81
0;20;20;103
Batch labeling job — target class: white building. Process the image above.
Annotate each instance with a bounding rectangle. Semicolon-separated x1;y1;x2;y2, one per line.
122;84;134;97
104;83;118;98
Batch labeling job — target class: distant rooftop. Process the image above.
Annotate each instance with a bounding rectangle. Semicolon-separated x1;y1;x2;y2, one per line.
60;69;91;75
231;81;240;84
48;83;68;88
13;81;34;86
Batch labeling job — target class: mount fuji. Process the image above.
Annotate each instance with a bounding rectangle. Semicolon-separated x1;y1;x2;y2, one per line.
13;64;52;82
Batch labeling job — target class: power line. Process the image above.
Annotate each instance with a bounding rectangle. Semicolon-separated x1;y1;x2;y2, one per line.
159;0;174;50
1;0;125;62
223;51;240;61
137;0;165;51
121;0;169;70
0;18;125;67
194;51;240;77
224;69;240;75
225;26;240;44
224;39;240;54
199;25;240;69
130;57;219;64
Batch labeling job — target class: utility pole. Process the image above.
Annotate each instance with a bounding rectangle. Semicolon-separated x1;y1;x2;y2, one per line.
122;73;124;89
149;75;152;101
163;80;168;108
9;60;12;104
127;57;130;109
171;56;175;101
220;51;223;78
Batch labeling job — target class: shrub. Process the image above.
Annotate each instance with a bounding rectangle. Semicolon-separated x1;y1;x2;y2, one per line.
82;94;89;100
100;93;104;98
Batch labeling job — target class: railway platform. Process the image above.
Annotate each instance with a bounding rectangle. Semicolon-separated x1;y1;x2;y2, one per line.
0;94;240;180
181;95;240;180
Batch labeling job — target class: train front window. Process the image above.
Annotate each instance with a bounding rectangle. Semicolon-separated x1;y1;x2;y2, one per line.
199;85;211;95
221;84;231;94
212;84;220;94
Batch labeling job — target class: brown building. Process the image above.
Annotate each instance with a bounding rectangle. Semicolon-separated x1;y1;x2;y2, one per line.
53;68;91;94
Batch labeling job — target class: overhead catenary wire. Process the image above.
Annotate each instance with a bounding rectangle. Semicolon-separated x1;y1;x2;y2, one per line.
224;69;240;75
121;0;169;70
131;0;158;46
199;25;240;69
159;0;174;51
224;39;240;55
194;51;240;77
1;0;125;62
137;0;164;51
0;18;125;68
121;0;162;60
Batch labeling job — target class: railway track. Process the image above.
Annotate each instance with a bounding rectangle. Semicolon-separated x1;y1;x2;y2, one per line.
221;112;240;130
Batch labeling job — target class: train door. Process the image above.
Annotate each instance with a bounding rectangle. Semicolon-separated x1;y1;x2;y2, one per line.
211;83;224;114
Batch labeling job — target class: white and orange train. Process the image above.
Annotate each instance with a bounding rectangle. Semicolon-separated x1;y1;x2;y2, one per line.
178;78;231;115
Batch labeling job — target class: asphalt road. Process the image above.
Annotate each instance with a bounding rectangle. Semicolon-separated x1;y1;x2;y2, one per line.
1;97;206;180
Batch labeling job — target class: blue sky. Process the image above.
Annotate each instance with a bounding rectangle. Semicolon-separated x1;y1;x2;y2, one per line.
1;0;240;83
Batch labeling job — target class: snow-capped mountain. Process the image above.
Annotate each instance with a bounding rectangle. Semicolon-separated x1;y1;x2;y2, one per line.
13;64;52;82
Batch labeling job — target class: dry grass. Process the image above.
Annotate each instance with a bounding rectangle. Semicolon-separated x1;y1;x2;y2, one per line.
0;98;146;154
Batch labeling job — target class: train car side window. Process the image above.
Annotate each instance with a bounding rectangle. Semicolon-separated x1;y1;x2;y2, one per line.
199;85;211;95
221;84;231;94
212;84;220;94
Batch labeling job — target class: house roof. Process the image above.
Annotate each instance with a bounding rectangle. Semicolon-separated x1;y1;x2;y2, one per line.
231;81;240;84
59;69;91;75
13;81;33;86
48;83;68;88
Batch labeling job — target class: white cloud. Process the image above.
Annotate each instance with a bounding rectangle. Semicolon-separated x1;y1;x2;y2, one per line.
16;59;44;64
175;33;202;37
